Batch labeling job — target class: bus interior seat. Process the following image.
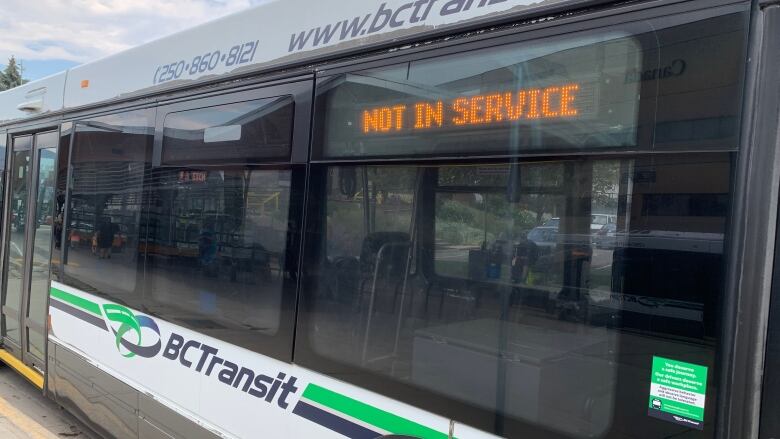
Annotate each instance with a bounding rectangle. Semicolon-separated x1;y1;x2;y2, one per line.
357;231;411;314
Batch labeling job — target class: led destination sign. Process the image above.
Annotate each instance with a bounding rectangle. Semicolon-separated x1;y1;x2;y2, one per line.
362;83;581;134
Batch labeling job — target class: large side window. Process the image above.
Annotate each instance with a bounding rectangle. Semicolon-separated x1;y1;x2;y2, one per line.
298;8;747;439
63;109;153;309
300;156;731;438
61;96;305;358
143;97;303;358
314;10;745;159
61;87;306;360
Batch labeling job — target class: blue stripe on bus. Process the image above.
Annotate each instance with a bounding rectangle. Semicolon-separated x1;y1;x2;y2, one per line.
292;400;381;439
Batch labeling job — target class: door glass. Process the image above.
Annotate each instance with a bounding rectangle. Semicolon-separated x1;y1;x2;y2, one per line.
5;136;31;344
27;143;57;361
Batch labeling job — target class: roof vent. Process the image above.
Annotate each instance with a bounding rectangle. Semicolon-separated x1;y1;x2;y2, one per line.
17;99;45;113
18;87;47;113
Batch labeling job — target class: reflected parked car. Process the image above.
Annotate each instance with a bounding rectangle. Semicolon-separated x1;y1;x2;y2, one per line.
591;214;616;233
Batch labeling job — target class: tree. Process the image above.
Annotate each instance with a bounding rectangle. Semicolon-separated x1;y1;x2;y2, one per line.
0;56;26;91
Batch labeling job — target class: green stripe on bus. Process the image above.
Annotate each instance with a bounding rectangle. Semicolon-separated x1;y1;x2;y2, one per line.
302;384;448;439
50;287;102;316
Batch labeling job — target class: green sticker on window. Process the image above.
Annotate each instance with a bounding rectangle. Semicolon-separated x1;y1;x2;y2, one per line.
648;356;708;430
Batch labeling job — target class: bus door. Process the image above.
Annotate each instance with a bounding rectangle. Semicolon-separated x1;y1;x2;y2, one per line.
1;130;58;374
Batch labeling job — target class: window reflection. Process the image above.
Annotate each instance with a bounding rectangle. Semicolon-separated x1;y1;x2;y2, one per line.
61;99;301;358
317;13;746;159
163;97;293;165
302;153;730;437
144;167;293;347
63;109;153;306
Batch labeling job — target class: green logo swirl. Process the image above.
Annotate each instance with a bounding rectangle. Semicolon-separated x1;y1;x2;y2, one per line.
103;304;161;358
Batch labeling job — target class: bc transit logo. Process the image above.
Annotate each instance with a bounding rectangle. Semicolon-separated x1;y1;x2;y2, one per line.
103;304;162;358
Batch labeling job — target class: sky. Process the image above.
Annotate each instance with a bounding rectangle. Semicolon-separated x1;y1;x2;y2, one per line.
0;0;270;81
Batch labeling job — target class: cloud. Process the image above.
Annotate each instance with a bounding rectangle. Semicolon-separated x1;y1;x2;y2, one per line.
0;0;270;64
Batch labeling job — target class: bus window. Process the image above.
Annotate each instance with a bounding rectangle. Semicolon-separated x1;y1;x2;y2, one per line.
162;97;293;165
433;163;568;290
22;1;752;437
299;8;746;437
143;167;302;356
63;109;154;308
299;154;731;438
142;99;303;359
314;12;745;159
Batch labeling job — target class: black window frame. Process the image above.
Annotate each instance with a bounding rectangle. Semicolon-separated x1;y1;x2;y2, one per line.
296;2;750;437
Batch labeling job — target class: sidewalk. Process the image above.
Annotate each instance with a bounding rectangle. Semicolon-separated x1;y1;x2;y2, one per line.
0;364;94;438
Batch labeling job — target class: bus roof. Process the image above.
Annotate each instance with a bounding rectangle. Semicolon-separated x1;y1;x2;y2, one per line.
0;0;597;126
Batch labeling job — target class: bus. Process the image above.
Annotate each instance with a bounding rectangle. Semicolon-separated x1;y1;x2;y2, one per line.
0;0;778;438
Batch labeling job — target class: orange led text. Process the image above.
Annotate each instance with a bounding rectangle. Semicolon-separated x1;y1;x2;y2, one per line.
361;83;580;134
362;105;407;133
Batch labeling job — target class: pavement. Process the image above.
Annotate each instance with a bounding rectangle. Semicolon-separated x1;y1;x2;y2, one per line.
0;363;95;439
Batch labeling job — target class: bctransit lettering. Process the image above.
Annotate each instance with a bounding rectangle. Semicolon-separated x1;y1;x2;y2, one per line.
163;333;298;408
289;0;509;52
